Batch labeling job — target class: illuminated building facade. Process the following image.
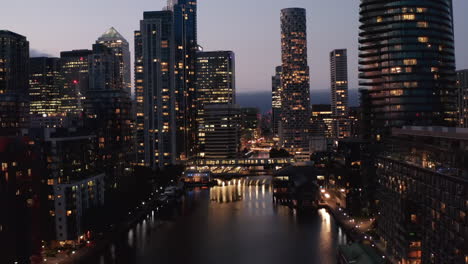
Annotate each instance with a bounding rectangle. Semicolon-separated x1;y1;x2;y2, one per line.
457;70;468;127
330;49;350;139
198;104;240;159
0;30;29;136
29;57;62;117
96;27;131;95
134;31;145;166
359;0;457;139
376;126;468;264
311;104;333;138
280;8;311;157
168;0;198;159
137;11;177;169
196;51;235;108
272;66;282;136
88;44;121;92
59;49;92;116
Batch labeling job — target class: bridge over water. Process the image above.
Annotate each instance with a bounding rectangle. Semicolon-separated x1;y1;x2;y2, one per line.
186;158;296;177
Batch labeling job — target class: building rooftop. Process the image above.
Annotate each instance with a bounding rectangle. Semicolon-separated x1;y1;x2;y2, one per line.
97;27;128;43
338;243;385;264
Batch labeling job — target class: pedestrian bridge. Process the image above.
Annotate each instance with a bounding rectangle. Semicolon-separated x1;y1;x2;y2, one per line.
187;158;296;167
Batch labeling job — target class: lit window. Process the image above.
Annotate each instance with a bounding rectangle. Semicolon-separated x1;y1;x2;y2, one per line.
402;14;415;20
418;37;429;43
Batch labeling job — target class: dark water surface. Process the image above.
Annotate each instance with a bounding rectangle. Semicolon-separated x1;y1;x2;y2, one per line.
89;183;347;264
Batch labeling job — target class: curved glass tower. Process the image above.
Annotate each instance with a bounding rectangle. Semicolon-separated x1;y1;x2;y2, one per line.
359;0;456;137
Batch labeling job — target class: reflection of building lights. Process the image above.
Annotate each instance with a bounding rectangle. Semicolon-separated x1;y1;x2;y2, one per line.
321;189;326;193
340;188;346;193
324;193;331;199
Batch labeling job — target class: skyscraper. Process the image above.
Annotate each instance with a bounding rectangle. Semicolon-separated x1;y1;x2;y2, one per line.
96;27;131;95
85;43;133;182
359;0;457;139
137;11;176;169
195;51;236;158
88;43;121;92
330;49;350;139
29;57;62;117
196;51;235;107
168;0;198;159
457;69;468;127
280;8;311;158
59;49;92;116
272;66;282;136
0;30;30;136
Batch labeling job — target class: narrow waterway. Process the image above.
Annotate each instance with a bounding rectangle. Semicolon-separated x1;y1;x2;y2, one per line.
87;182;347;264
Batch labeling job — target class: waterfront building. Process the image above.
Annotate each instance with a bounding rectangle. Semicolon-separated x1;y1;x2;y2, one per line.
136;11;177;169
0;30;29;136
198;104;240;159
59;49;92;116
359;0;457;139
330;49;350;139
168;0;198;159
272;66;282;136
280;8;311;158
376;126;468;264
457;69;468;127
96;27;132;95
28;128;105;243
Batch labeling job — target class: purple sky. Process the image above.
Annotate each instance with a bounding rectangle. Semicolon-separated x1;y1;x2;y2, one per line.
2;0;467;95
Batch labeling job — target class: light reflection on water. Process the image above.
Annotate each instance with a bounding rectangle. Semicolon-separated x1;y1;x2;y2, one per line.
87;183;347;264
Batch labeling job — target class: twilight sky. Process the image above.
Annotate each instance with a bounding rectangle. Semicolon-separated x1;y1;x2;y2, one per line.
2;0;467;96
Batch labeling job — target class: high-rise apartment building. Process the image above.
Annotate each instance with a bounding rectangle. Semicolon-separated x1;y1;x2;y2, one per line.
168;0;198;159
376;126;467;264
0;30;30;136
330;49;350;139
280;8;311;158
457;70;468;127
86;43;133;182
359;0;457;139
96;27;131;95
272;66;282;136
136;11;177;169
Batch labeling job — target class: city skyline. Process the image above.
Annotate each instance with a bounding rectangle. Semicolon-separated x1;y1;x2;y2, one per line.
2;0;468;96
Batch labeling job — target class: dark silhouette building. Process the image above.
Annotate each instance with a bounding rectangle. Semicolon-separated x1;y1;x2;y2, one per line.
359;0;457;139
0;30;30;136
